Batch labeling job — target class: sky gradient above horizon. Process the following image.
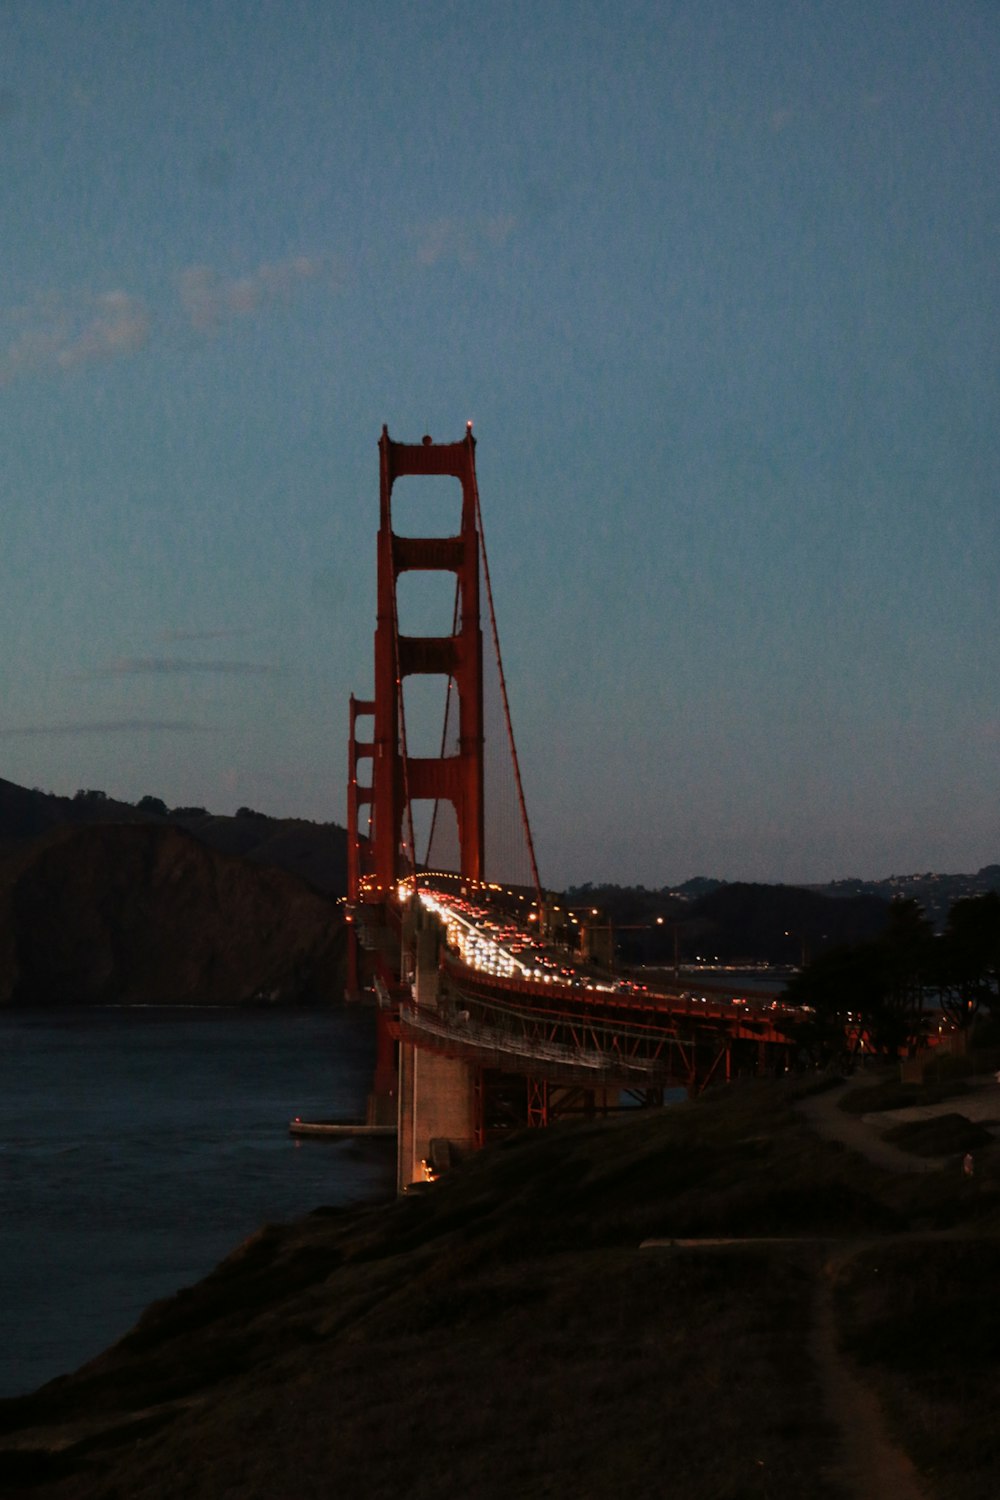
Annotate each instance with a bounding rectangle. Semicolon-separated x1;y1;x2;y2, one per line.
0;1;996;889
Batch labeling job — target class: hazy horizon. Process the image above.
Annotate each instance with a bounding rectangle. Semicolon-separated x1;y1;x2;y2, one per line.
3;772;996;894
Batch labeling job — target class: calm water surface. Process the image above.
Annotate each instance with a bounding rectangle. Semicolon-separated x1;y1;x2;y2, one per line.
0;1006;391;1398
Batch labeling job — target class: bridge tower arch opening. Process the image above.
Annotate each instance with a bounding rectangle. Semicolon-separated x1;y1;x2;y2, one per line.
371;425;484;895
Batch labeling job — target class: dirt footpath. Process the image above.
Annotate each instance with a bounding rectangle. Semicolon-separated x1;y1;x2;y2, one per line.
797;1072;1000;1171
795;1079;947;1172
795;1080;965;1498
811;1247;932;1500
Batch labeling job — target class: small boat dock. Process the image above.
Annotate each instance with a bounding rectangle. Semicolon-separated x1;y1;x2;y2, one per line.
289;1118;397;1139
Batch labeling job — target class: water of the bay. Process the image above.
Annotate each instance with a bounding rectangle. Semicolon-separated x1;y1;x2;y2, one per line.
0;1006;392;1399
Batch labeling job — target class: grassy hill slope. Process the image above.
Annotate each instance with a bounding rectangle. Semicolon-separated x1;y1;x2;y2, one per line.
2;1076;998;1499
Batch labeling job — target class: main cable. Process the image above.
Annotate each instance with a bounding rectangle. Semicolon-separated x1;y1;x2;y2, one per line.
471;465;543;907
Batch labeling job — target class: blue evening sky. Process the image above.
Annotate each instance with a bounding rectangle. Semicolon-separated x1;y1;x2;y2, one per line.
0;1;996;888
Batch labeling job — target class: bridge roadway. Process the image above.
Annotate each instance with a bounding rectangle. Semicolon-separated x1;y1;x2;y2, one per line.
384;885;803;1095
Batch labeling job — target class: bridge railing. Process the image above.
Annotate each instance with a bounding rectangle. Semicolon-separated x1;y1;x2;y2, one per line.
399;981;704;1086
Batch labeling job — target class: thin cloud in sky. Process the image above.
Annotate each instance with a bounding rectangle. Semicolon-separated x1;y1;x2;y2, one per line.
177;253;338;332
72;657;281;679
156;628;256;643
0;720;214;737
58;291;150;368
413;214;518;268
0;289;151;386
0;227;496;388
0;249;338;388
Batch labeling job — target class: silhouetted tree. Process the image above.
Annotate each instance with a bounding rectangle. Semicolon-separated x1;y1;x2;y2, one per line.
877;898;933;1027
783;900;932;1057
934;893;1000;1026
786;894;999;1056
784;940;891;1055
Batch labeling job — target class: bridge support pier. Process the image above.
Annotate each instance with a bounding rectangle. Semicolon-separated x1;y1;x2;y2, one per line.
397;1042;476;1191
396;900;476;1190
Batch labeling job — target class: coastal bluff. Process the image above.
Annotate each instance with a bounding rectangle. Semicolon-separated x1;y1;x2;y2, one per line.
0;822;344;1006
1;1076;998;1499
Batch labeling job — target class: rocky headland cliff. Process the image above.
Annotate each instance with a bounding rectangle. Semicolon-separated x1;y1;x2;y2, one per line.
0;780;348;1005
0;778;348;895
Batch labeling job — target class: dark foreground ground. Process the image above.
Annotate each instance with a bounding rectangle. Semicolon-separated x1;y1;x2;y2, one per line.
2;1073;999;1500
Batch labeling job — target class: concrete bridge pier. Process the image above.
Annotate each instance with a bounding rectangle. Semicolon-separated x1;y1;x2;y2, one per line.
396;902;476;1192
396;1041;476;1191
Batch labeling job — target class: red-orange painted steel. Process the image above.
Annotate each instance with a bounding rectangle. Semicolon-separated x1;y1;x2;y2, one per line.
367;426;485;896
347;694;375;899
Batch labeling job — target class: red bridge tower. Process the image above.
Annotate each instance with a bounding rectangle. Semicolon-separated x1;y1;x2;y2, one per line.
346;425;485;1013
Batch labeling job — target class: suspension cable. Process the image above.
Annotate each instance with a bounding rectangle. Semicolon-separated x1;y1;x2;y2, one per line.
389;553;419;895
471;466;544;907
422;577;461;868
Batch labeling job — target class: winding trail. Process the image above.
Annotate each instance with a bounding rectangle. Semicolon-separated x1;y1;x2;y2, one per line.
810;1246;931;1500
794;1078;948;1173
645;1082;950;1499
798;1080;941;1499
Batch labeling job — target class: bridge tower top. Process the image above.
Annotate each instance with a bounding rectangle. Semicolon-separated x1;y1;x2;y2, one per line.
349;426;485;907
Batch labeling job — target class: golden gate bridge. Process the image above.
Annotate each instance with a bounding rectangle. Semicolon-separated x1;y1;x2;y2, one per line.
345;427;798;1190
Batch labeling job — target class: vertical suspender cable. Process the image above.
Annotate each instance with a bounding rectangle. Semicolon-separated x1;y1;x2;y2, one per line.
471;468;544;908
422;578;461;870
389;547;419;895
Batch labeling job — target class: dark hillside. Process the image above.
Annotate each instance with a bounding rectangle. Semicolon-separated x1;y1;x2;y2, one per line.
169;807;348;896
0;823;344;1006
683;881;889;963
0;779;150;850
1;1077;998;1498
567;878;892;965
0;779;349;896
